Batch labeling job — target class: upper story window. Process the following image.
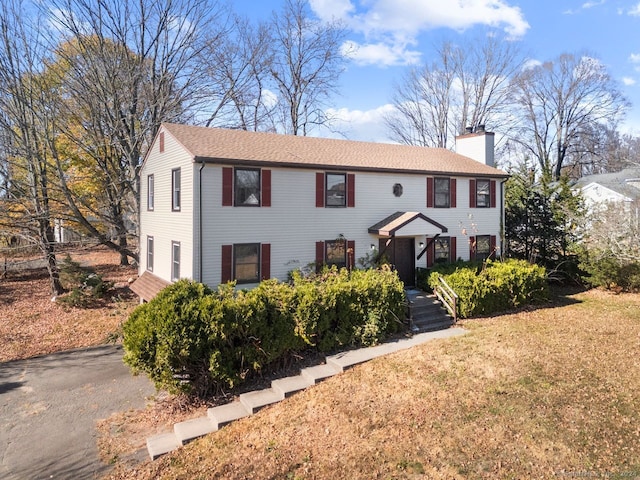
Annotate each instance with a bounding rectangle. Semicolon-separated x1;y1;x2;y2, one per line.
234;243;260;284
476;179;490;208
147;174;154;210
147;236;154;271
171;241;180;280
326;173;346;207
434;178;450;208
316;172;355;208
325;239;346;268
172;168;181;211
434;237;450;263
427;177;456;208
235;168;261;206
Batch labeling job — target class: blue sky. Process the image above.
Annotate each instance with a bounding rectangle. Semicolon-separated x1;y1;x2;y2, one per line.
234;0;640;142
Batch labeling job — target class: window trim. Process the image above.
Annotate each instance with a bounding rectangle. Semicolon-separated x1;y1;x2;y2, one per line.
233;243;260;284
434;177;451;208
234;167;261;207
146;236;154;271
475;179;491;208
171;168;181;211
147;174;154;211
171;241;180;281
325;172;347;208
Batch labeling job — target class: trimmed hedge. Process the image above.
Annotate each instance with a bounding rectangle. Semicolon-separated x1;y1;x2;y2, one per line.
427;259;549;318
123;266;405;397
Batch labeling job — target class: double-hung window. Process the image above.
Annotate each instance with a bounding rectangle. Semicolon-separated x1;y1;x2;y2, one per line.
475;235;491;260
234;243;260;283
434;178;450;208
475;179;490;208
171;241;180;281
146;236;154;271
325;239;346;268
434;237;450;263
172;168;181;211
326;173;346;207
147;175;154;210
234;168;261;206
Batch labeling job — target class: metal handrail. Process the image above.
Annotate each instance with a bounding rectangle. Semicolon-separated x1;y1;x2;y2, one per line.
433;276;458;323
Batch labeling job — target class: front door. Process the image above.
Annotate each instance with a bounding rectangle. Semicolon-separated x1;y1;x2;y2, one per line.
380;237;415;287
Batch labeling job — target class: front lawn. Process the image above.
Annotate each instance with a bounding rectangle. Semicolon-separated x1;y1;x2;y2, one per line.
105;289;640;479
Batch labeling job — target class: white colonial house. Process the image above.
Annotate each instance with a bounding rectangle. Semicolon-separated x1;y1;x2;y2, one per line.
130;123;508;302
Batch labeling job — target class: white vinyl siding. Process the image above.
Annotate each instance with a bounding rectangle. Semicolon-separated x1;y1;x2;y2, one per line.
138;127;194;283
199;167;502;288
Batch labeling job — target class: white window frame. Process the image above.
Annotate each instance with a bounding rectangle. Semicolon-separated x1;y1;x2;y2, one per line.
172;168;181;211
171;241;180;281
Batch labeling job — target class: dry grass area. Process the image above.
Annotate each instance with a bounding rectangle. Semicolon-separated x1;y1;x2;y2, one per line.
0;245;138;362
104;289;640;480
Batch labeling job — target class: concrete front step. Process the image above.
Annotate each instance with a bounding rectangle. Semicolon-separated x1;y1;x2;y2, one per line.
147;432;182;460
300;363;343;383
174;417;218;445
208;401;251;427
239;388;285;414
272;374;315;398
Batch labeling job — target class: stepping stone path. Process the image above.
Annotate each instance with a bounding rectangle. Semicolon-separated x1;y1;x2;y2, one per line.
146;327;468;460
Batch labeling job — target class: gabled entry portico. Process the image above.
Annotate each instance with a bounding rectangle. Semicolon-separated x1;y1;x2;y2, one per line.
368;212;448;287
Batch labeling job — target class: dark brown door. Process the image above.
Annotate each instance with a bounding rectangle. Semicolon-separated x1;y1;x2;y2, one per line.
380;237;415;287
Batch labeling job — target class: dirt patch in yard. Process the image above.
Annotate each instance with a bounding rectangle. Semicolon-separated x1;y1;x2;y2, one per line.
0;245;138;362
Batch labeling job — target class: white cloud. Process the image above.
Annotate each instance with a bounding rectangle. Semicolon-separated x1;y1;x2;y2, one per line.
342;40;421;67
629;2;640;15
318;104;397;142
311;0;530;68
522;58;543;70
630;53;640;63
622;77;636;86
309;0;355;21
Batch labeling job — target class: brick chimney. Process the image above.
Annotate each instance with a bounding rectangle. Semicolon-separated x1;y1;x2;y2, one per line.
455;125;495;167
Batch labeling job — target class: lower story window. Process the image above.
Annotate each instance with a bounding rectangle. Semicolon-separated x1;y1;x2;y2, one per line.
475;235;491;261
325;239;346;268
234;243;260;284
171;241;180;281
434;237;450;263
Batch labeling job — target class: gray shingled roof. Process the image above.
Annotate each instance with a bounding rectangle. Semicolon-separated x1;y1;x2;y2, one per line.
576;167;640;201
161;123;507;177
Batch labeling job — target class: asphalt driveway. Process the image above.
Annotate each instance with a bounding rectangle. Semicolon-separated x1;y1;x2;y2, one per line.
0;345;155;480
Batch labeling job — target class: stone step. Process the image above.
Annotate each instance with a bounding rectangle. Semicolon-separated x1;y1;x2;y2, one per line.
174;417;218;445
272;374;314;398
147;432;181;460
208;401;251;428
300;363;343;384
239;388;284;414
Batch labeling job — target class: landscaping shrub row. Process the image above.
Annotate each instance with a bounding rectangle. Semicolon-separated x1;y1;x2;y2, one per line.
427;259;549;318
580;252;640;292
122;266;405;397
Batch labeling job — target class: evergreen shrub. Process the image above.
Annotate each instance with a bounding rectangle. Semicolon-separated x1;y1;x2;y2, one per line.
123;266;405;397
427;259;548;318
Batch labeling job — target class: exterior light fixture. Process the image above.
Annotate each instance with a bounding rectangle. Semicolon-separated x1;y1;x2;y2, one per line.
419;242;424;248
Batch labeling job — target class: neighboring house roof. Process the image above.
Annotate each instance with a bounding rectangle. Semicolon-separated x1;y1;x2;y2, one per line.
160;123;507;177
575;167;640;202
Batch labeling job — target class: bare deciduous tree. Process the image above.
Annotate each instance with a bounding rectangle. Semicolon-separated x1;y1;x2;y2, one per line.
511;52;629;180
201;13;275;131
269;0;346;136
44;0;221;264
0;1;64;294
386;35;524;147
